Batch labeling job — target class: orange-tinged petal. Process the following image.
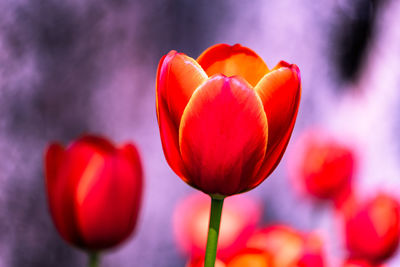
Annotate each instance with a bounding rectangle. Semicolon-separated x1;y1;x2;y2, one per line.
254;61;301;183
157;51;208;126
156;51;207;179
179;75;268;196
197;44;269;87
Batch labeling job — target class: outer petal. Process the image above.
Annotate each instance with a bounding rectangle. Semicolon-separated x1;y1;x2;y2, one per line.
179;75;268;196
57;135;117;249
197;44;269;87
118;143;143;233
74;141;143;249
253;61;301;184
156;51;207;180
45;143;84;246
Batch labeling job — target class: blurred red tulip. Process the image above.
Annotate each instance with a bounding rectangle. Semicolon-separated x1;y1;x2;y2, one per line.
290;130;356;204
247;225;325;267
44;135;143;250
156;43;301;196
226;248;273;267
345;193;400;263
342;259;385;267
174;193;261;260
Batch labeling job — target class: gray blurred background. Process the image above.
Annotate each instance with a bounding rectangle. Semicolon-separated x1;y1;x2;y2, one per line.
1;0;400;266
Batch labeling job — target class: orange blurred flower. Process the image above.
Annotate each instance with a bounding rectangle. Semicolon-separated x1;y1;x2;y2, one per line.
345;193;400;264
156;43;301;196
247;225;325;267
174;193;261;260
226;248;273;267
44;135;143;250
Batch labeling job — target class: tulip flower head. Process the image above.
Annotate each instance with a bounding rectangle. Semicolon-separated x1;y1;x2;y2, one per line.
247;225;325;267
289;130;356;204
156;43;301;197
344;193;400;264
44;135;143;251
173;193;261;260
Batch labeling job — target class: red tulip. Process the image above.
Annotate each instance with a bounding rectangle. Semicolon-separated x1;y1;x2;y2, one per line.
289;130;356;204
44;135;143;250
344;193;400;263
173;193;261;260
247;225;325;267
156;43;301;196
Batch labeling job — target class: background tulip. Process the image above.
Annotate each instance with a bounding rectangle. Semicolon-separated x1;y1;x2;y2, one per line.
344;193;400;264
289;129;356;206
247;225;325;267
173;193;261;261
45;135;143;266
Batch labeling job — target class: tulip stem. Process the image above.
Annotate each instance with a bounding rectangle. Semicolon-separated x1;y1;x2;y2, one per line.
204;196;225;267
88;252;100;267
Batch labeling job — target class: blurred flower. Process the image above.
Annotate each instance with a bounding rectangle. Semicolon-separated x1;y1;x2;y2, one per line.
44;135;143;250
344;193;400;264
289;130;356;205
156;43;301;196
342;259;385;267
226;248;273;267
174;193;261;260
247;225;325;267
186;257;227;267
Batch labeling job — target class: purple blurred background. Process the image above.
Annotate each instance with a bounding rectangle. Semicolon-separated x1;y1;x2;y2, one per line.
1;0;400;266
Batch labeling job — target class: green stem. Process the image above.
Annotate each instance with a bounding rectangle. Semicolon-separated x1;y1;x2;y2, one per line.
204;196;225;267
88;252;100;267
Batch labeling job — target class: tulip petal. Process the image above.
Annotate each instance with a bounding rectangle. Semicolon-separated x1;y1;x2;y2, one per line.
156;51;208;180
45;143;84;246
179;75;268;196
254;62;301;183
60;136;117;248
117;143;143;234
197;44;269;87
74;142;142;249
